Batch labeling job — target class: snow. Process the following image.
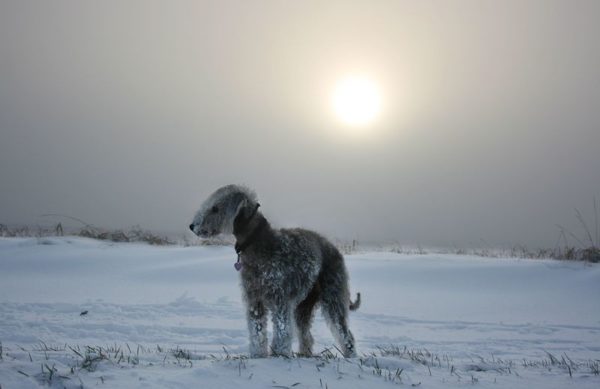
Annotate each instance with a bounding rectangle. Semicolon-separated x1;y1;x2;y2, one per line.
1;237;599;388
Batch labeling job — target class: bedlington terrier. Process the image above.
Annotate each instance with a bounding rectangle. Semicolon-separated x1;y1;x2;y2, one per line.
189;184;360;358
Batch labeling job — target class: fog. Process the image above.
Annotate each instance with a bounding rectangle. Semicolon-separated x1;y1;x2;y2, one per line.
1;0;599;248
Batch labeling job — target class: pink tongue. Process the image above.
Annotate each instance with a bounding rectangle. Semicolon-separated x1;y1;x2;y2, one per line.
234;261;243;271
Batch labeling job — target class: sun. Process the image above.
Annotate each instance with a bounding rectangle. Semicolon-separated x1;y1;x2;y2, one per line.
332;76;382;127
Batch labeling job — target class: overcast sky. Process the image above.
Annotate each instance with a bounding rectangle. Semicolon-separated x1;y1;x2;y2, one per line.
1;0;599;248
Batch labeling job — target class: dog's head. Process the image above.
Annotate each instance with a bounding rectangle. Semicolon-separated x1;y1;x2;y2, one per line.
189;184;259;238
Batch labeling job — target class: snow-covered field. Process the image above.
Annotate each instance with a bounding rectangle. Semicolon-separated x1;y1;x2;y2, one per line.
1;237;599;388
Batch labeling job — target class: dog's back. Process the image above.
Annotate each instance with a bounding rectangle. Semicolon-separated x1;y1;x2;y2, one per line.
277;227;360;310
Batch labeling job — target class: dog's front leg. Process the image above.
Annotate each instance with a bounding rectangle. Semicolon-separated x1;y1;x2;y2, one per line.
246;300;268;358
270;301;292;357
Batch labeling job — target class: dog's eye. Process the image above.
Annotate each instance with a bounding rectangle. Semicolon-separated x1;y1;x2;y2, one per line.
211;206;219;213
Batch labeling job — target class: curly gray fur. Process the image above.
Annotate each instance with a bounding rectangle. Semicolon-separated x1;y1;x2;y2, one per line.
190;184;360;358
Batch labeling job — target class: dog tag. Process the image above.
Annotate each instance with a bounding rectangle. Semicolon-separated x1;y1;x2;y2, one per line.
234;255;243;271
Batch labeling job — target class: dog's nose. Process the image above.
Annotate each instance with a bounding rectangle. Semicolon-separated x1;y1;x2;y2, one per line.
189;223;195;231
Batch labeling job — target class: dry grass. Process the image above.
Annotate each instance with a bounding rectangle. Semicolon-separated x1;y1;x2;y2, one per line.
0;222;173;246
4;342;598;387
2;198;600;261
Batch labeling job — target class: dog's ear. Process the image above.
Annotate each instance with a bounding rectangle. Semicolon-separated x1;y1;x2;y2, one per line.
233;198;250;234
233;199;259;234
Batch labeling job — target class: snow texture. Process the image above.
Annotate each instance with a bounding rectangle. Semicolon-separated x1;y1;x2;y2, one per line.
0;237;599;388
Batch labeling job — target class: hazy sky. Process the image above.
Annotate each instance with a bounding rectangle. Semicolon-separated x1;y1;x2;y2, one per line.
1;0;599;248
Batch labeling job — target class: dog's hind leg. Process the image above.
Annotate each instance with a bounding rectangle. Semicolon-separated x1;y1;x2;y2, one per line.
295;284;320;356
318;249;357;358
321;296;356;358
319;262;356;358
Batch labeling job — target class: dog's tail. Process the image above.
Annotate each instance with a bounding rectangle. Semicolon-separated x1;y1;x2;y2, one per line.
349;292;361;311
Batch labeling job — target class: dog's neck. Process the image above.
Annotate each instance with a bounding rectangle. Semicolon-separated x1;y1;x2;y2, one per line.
234;212;269;255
